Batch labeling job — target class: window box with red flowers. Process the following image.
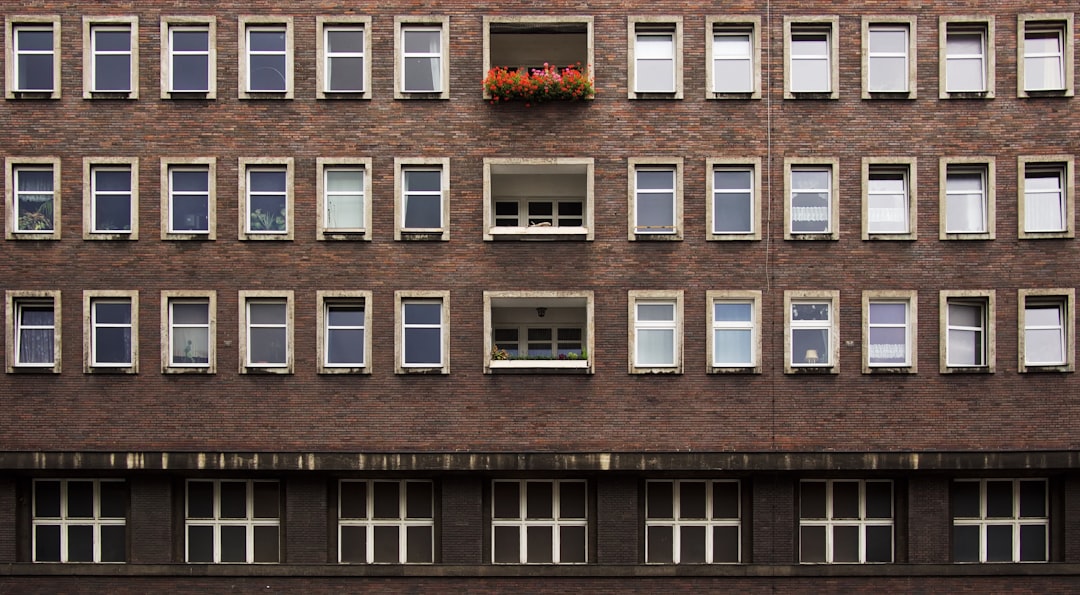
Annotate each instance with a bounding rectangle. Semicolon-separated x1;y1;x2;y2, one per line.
483;63;595;104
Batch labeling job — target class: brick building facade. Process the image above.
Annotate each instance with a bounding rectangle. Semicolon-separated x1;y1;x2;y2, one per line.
0;0;1078;590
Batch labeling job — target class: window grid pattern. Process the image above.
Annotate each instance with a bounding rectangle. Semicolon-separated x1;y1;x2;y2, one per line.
338;480;434;564
712;299;755;368
634;300;677;368
789;25;831;93
168;25;210;93
1023;299;1066;367
91;166;133;234
168;166;210;234
401;26;442;93
402;299;443;367
1023;24;1064;91
13;24;55;93
867;168;909;234
1023;165;1065;233
634;167;676;234
867;301;910;367
324;167;365;231
14;297;56;367
245;167;288;235
867;24;909;93
325;301;366;367
245;299;288;368
14;165;55;234
634;27;675;94
712;29;753;94
246;26;287;93
90;25;132;93
952;479;1048;563
91;298;133;367
645;480;741;564
168;298;210;368
324;26;365;93
946;299;987;367
945;25;987;93
186;480;280;564
33;479;126;563
789;166;833;236
790;300;833;367
800;480;894;564
492;479;588;564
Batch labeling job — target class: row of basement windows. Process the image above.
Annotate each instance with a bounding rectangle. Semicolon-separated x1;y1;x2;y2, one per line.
5;288;1074;377
6;156;1076;242
30;477;1050;565
4;14;1076;101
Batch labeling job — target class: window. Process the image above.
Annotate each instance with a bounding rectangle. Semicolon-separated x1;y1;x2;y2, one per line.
239;158;293;240
318;291;373;374
186;480;279;564
940;158;995;239
6;157;61;239
628;18;681;98
395;158;449;241
396;291;449;374
239;291;293;374
339;480;434;564
161;17;216;98
952;479;1047;563
317;158;372;240
396;17;449;98
239;17;293;98
707;17;760;98
485;291;594;374
708;290;761;373
940;290;995;373
628;291;682;374
162;291;215;374
1018;156;1074;239
492;480;587;564
484;158;594;241
33;480;125;563
6;290;61;373
862;291;917;373
629;159;682;240
83;17;137;98
318;17;371;98
84;290;138;374
863;158;916;239
785;160;838;240
162;158;215;240
646;480;740;564
5;16;61;98
940;17;995;98
862;19;916;97
1018;14;1074;97
1018;289;1075;373
483;16;593;101
800;480;893;564
708;159;761;240
784;17;838;98
785;290;839;374
83;158;138;240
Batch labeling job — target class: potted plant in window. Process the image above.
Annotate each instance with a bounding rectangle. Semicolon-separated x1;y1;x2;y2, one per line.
250;208;286;232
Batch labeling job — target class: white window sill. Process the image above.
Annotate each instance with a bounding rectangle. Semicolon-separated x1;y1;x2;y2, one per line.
488;359;590;374
487;227;589;241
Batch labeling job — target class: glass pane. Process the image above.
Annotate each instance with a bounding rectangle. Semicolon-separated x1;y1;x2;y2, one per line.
173;30;208;52
526;482;553;519
327;169;364;193
647;525;674;563
713;482;740;519
373;525;399;563
187;482;214;518
404;327;441;365
94;55;131;91
173;55;209;91
220;482;247;519
67;525;94;562
403;30;440;53
327;195;363;229
94;194;132;231
713;59;752;92
340;482;367;519
493;482;520;519
249;170;286;194
526;526;553;563
714;328;752;366
801;482;827;519
406;482;433;519
680;525;707;563
173;302;209;325
832;525;860;563
252;482;279;519
173;327;209;364
637;60;674;92
646;482;673;519
250;328;287;364
253;525;279;563
952;525;980;562
403;302;441;325
35;481;61;517
560;526;586;563
1020;481;1047;518
95;302;131;325
329;29;364;52
953;482;981;518
865;525;893;562
637;328;674;366
329;57;365;91
403;195;441;228
94;327;131;364
405;170;441;193
18;29;53;51
220;525;247;562
792;329;829;365
171;194;209;232
250;30;285;52
870;303;906;325
946;192;986;232
1027;328;1064;364
713;525;740;563
800;525;826;562
559;482;586;519
101;525;126;562
493;526;520;563
17;53;53;90
94;482;126;519
864;482;892;519
637;303;674;322
340;526;366;563
985;481;1013;518
869;56;907;91
35;525;61;561
187;525;214;562
790;60;829;92
832;482;859;519
869;326;907;364
373;482;400;519
249;303;286;327
66;481;94;518
406;525;433;563
679;482;707;519
986;525;1013;562
404;57;438;91
250;57;287;91
1020;525;1047;562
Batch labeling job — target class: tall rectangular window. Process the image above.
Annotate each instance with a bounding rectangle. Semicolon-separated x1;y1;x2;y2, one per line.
711;299;756;370
633;166;677;236
186;480;280;564
245;299;288;369
396;290;450;374
800;480;893;564
325;301;366;367
324;168;365;231
786;290;839;373
9;294;58;369
33;480;126;563
89;22;134;94
323;24;366;93
91;166;133;234
246;168;287;235
400;24;444;94
169;166;210;234
646;480;741;564
712;30;752;93
941;158;997;239
942;293;994;371
867;302;910;367
13;165;56;234
630;291;682;373
1019;289;1074;372
941;18;994;98
866;25;909;93
492;480;588;564
168;299;211;368
239;18;293;98
711;167;753;236
629;18;680;97
396;159;449;240
11;23;56;93
1022;23;1064;92
866;167;909;235
338;480;434;564
953;479;1047;563
1023;165;1065;234
787;163;836;238
786;19;837;97
91;298;133;367
167;25;210;93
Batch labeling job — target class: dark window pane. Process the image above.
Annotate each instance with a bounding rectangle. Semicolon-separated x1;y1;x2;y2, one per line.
249;170;286;193
406;526;433;563
832;482;860;519
66;481;95;518
253;482;279;519
493;526;519;563
340;482;367;519
329;57;364;91
404;327;441;365
526;526;553;563
986;524;1013;562
953;482;980;518
95;302;131;324
560;525;586;563
249;327;287;363
220;482;247;519
35;481;61;517
801;525;827;562
801;482;827;519
679;482;707;519
493;482;520;519
101;525;126;562
35;525;61;561
1019;481;1047;518
373;482;400;519
832;525;860;563
373;525;399;563
559;482;586;519
403;195;441;228
865;482;892;519
173;55;209;91
952;525;980;562
680;525;707;563
249;30;285;52
98;482;126;518
646;525;673;563
526;482;553;519
253;525;279;563
340;526;366;563
986;481;1013;518
220;525;247;562
713;525;740;563
67;525;94;562
249;55;286;91
865;525;893;562
646;482;673;519
172;30;208;52
1020;525;1047;562
188;482;214;518
18;54;53;90
187;525;214;562
95;30;130;52
95;327;131;364
94;55;130;91
406;482;433;519
713;482;740;519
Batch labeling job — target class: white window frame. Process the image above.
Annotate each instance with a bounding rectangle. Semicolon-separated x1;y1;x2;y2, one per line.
799;480;894;564
317;16;372;99
395;17;449;99
491;479;588;565
628;17;682;99
32;479;126;563
706;17;760;99
785;159;839;240
940;290;996;373
784;17;839;98
862;291;917;374
83;157;138;240
862;158;917;240
785;290;840;374
707;290;761;374
185;479;280;564
939;17;995;99
629;158;682;240
395;290;450;375
238;17;293;99
1018;14;1074;97
5;15;62;98
861;17;917;98
1018;156;1074;239
645;479;742;564
707;158;761;241
940;157;995;240
5;290;61;373
318;290;373;375
338;479;434;564
952;479;1048;563
82;17;138;98
238;291;293;374
628;290;683;374
317;157;372;241
161;16;216;99
1018;288;1075;373
161;157;216;240
161;290;215;374
83;290;138;374
395;157;450;241
6;157;61;240
239;157;294;241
